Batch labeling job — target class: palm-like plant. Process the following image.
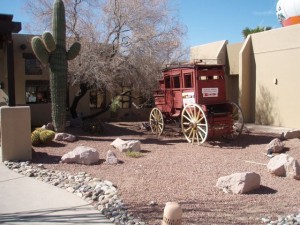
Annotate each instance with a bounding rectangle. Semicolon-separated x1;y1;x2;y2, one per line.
242;26;272;39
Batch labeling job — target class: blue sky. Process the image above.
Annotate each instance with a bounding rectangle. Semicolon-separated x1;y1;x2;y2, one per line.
1;0;281;47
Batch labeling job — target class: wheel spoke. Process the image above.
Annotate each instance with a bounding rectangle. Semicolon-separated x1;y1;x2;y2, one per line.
183;114;193;123
184;126;192;133
149;108;164;136
197;124;207;133
195;130;200;145
196;115;204;123
181;103;208;144
185;110;193;121
192;129;196;144
198;130;204;141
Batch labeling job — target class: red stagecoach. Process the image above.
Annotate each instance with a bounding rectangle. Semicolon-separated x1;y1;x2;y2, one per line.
149;61;244;144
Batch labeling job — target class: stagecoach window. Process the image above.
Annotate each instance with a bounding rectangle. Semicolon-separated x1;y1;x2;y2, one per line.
165;76;171;89
173;76;180;88
184;73;192;88
199;75;224;80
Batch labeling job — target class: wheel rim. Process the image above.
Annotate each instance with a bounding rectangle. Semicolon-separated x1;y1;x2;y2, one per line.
224;102;244;140
181;103;208;145
149;107;164;135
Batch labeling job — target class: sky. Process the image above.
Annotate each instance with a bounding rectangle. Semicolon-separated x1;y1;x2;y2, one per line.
0;0;281;47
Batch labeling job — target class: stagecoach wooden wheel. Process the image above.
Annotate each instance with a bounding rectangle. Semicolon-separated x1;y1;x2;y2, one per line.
223;102;244;140
149;107;165;135
181;103;208;145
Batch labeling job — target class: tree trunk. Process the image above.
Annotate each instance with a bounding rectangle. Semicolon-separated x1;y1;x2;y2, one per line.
70;83;88;118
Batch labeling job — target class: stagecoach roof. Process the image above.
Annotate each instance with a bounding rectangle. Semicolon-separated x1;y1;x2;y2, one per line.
162;62;225;72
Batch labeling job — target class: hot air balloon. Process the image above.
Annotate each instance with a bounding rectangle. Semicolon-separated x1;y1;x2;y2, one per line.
276;0;300;26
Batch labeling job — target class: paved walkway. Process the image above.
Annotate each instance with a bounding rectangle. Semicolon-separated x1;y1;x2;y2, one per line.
245;123;292;134
0;163;114;225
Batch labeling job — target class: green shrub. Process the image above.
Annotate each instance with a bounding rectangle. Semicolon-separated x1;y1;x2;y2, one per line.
125;150;142;158
39;130;55;144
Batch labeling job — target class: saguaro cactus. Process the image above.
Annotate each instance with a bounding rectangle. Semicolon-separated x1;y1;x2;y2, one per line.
31;0;81;132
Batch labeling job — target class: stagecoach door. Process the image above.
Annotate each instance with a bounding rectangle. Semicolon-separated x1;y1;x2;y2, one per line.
164;76;173;112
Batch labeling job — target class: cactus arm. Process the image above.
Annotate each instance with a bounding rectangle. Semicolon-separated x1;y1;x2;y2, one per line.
42;32;56;52
31;37;50;65
67;42;81;60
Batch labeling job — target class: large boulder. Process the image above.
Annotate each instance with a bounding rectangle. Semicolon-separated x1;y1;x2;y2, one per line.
216;172;261;194
110;138;141;152
267;154;300;180
61;146;99;165
265;138;284;153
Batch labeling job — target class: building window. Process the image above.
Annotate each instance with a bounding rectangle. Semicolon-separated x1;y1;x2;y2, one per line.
89;89;106;109
25;80;50;103
23;53;42;75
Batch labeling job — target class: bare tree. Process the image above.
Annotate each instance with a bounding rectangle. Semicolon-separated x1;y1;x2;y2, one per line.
25;0;188;119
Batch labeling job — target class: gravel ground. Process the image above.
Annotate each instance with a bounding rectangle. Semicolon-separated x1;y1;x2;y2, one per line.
31;122;300;225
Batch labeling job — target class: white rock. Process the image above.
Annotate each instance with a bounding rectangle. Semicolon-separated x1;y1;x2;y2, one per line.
267;154;300;180
106;150;118;164
110;138;141;152
55;133;77;142
61;146;99;165
265;138;284;153
281;129;300;139
216;172;261;194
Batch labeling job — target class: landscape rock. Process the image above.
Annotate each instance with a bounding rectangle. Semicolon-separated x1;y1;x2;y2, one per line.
267;154;300;180
265;138;284;153
41;123;55;131
61;146;99;165
46;123;55;131
281;129;300;139
55;133;77;142
110;138;141;152
216;172;261;194
106;150;119;165
138;122;151;131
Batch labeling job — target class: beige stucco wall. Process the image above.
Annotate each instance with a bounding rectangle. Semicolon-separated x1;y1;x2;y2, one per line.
0;106;31;161
12;34;50;105
226;43;243;103
227;43;243;75
190;40;228;64
0;46;8;104
12;34;51;126
240;24;300;128
239;36;256;123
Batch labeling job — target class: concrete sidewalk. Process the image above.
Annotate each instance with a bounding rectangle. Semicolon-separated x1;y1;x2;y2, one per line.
245;123;292;135
0;163;114;225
